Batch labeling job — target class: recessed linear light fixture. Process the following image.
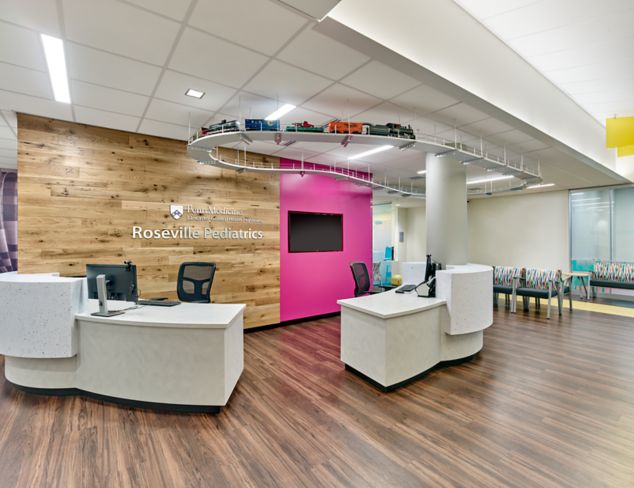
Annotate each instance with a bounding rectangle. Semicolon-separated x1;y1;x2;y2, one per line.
466;175;514;185
349;145;393;161
417;170;427;175
526;183;555;190
265;103;296;121
185;88;205;99
41;34;71;104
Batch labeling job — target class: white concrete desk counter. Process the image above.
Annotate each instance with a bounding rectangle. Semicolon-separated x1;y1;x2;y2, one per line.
338;264;493;390
1;273;245;413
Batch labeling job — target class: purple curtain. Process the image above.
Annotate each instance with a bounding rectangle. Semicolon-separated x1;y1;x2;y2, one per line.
0;170;17;273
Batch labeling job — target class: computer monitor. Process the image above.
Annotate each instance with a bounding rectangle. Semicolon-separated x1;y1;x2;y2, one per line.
86;263;138;302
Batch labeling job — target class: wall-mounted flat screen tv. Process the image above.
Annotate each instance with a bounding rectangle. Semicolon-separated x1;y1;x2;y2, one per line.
288;211;343;252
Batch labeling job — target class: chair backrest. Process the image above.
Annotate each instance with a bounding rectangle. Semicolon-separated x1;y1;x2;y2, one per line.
350;262;371;297
524;268;560;290
493;266;521;286
177;262;216;303
593;260;634;282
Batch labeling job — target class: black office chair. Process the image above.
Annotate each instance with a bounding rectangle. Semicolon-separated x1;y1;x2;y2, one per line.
350;262;384;297
177;262;216;303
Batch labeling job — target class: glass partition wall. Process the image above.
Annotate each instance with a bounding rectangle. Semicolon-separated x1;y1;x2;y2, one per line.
570;186;634;298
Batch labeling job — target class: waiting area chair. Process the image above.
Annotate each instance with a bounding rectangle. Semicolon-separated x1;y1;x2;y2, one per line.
177;262;216;303
512;268;572;319
350;261;384;297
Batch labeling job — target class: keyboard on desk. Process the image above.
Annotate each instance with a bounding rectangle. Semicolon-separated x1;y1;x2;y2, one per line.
137;299;181;307
396;284;417;293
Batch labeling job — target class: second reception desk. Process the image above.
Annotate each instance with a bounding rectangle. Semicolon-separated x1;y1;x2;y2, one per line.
338;264;493;390
1;272;244;413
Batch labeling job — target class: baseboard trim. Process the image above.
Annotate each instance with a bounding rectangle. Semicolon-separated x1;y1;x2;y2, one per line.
344;354;477;392
10;383;221;414
246;312;341;333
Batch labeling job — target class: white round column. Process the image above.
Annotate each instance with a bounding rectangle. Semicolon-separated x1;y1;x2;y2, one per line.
425;153;468;265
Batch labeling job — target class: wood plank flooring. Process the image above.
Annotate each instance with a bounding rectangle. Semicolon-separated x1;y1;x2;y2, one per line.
1;307;634;487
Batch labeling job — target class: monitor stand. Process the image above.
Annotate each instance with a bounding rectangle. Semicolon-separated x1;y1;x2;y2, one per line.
91;274;126;317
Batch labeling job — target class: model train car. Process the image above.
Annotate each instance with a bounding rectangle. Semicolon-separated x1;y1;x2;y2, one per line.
285;121;325;133
387;123;415;139
200;119;240;136
244;119;280;131
325;121;416;139
326;121;368;134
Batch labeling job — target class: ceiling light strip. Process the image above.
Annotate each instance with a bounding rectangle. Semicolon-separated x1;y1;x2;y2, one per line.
41;34;71;104
265;104;296;121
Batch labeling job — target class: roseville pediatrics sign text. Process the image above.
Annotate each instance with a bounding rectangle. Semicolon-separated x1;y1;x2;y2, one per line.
131;204;266;240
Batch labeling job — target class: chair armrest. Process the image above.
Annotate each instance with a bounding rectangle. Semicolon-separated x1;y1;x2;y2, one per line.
512;276;520;291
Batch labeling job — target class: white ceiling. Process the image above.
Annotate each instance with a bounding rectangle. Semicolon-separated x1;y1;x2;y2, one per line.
453;0;634;124
0;0;627;196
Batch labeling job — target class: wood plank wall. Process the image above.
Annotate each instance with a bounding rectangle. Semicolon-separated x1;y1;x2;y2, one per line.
17;114;280;328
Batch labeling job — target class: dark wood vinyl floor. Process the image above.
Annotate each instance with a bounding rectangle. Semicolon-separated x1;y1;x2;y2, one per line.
1;307;634;487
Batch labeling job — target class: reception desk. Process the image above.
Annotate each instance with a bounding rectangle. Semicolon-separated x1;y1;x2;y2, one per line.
338;264;493;390
0;272;244;412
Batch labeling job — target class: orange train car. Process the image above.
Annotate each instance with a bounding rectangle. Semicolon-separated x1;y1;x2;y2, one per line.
326;121;368;134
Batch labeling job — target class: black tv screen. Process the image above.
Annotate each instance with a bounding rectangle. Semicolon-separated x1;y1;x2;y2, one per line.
288;211;343;252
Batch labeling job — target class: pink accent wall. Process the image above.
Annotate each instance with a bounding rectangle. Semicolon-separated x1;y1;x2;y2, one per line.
280;158;373;322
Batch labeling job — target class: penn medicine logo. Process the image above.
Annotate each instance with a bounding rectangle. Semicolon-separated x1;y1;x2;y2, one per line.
170;204;184;220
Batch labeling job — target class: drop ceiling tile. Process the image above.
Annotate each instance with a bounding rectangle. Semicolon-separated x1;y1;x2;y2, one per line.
513;139;550;153
277;106;332;125
138;119;189;141
340;61;421;99
528;35;634;72
507;8;634;58
475;0;630;42
169;28;268;88
277;26;370;80
409;118;453;137
429;102;490;127
302;83;380;119
145;98;215;128
63;0;180;65
455;0;537;19
0;22;47;71
0;147;16;157
271;147;322;161
243;60;332;106
487;129;534;146
0;89;73;121
0;156;17;170
189;0;307;56
1;110;17;128
66;43;161;95
220;92;277;119
392;84;459;116
460;117;515;136
74;106;140;132
0;127;15;139
307;152;342;165
124;0;192;21
154;70;236;112
71;81;149;116
0;0;61;36
547;59;634;86
0;138;17;151
353;102;416;124
0;62;52;98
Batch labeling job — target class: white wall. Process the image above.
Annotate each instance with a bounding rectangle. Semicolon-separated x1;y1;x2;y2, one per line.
468;191;570;271
393;191;570;271
403;206;426;262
